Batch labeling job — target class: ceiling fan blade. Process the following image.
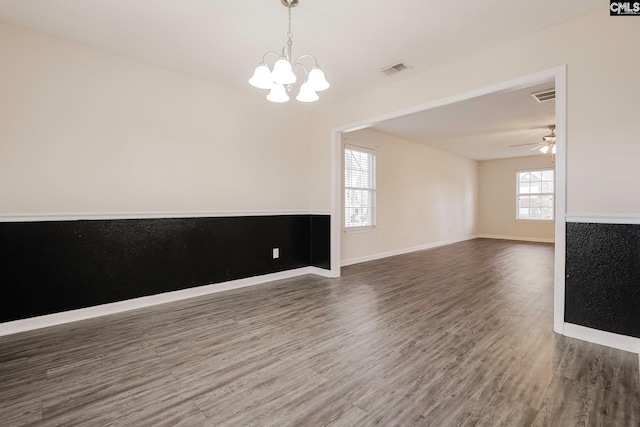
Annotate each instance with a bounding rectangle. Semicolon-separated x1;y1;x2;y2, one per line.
510;142;540;147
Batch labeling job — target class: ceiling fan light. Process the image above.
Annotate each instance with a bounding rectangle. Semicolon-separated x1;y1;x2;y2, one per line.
551;144;556;154
272;58;297;84
296;82;319;102
266;84;289;103
539;145;550;154
249;64;273;89
307;67;330;91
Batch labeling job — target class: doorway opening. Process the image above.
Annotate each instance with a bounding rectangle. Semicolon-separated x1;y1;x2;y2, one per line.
330;66;566;334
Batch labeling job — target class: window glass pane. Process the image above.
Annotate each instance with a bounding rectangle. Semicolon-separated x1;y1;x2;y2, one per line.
518;195;530;208
345;147;376;228
540;208;553;220
541;195;554;213
345;189;373;227
541;170;554;180
516;170;554;221
530;183;542;194
531;195;543;207
530;171;542;182
345;150;374;189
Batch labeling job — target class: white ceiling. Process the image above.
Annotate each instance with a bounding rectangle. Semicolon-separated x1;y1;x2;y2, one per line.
0;0;595;160
370;81;556;161
0;0;601;103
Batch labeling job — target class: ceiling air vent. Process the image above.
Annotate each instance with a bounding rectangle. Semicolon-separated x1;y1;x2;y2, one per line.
531;89;556;102
380;62;409;76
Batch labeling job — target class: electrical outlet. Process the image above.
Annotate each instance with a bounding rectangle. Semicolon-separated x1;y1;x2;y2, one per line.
272;248;279;259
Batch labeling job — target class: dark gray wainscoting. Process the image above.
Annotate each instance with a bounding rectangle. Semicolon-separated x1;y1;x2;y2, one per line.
0;214;330;323
565;222;640;338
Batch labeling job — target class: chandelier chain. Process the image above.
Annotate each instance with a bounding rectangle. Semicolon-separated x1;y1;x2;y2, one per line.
287;5;293;60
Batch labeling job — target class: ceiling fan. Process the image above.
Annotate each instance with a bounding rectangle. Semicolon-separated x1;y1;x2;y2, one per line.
510;125;556;154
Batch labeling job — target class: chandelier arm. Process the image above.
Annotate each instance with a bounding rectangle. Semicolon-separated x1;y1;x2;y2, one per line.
262;51;281;65
293;54;319;69
292;61;310;78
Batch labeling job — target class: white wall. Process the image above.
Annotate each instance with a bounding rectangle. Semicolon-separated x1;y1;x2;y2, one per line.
3;7;639;251
478;155;555;242
309;8;640;219
341;129;477;264
0;22;312;215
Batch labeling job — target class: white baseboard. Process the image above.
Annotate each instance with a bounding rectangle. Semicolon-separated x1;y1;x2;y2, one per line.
0;267;329;337
308;266;334;278
341;235;478;267
477;234;555;243
563;323;640;354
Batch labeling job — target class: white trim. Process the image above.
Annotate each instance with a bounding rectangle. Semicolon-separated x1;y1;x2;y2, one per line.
331;130;342;278
477;234;555;243
308;267;333;277
0;267;328;337
344;226;376;234
566;213;640;225
342;124;372;133
344;143;376;156
341;235;477;267
553;66;567;335
564;323;640;354
0;211;330;223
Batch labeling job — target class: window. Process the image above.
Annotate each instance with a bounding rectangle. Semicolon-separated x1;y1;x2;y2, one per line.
345;145;376;229
517;169;554;220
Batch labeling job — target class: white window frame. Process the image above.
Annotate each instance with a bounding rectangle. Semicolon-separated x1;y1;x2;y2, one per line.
344;144;376;231
516;168;555;221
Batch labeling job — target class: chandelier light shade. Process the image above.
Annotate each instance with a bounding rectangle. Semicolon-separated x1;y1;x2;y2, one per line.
249;0;329;103
249;64;273;89
296;82;319;102
307;67;330;91
267;84;290;103
272;58;297;85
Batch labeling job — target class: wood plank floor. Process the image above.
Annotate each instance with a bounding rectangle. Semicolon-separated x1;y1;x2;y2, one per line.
1;238;639;426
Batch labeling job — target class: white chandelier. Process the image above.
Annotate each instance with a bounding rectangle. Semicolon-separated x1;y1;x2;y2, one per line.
249;0;330;103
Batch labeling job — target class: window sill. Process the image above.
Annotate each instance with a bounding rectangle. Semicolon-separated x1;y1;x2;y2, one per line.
344;226;376;234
